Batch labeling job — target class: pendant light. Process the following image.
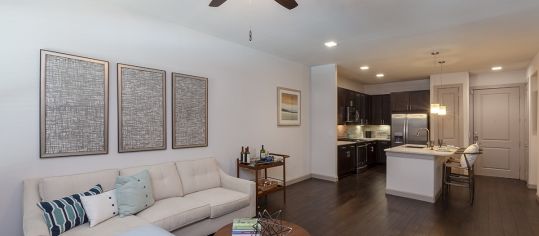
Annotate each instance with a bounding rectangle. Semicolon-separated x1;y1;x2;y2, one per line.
436;60;447;116
430;52;441;115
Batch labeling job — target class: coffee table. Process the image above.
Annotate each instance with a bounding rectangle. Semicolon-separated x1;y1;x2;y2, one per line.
214;220;310;236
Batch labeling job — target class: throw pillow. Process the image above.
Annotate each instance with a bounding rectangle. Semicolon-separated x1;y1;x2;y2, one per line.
80;189;118;227
115;170;155;217
460;144;480;168
37;184;103;236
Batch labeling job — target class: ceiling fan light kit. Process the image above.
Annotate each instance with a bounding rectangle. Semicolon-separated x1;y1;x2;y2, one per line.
209;0;298;10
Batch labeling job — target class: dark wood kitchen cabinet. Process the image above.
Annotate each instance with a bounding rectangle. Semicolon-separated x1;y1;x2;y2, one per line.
376;140;391;164
337;88;370;125
409;90;430;113
338;144;356;178
366;142;376;165
390;90;430;113
370;94;391;125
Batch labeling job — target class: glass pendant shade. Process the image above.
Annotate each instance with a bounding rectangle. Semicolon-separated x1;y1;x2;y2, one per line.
430;104;440;114
438;105;447;116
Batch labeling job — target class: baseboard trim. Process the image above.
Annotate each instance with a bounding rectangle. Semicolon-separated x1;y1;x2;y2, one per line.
386;189;436;203
286;174;312;186
311;174;338;182
527;184;537;189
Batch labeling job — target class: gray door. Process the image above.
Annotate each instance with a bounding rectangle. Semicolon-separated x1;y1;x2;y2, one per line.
473;87;520;179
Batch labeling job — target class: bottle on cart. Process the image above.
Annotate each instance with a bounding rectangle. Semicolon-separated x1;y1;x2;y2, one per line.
240;146;245;163
245;146;251;163
260;145;267;159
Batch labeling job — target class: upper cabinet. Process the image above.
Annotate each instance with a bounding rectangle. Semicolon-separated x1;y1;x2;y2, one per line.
390;90;430;113
337;88;370;125
370;94;391;125
338;88;391;125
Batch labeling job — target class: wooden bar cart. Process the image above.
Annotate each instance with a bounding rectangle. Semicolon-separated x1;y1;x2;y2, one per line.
236;153;289;208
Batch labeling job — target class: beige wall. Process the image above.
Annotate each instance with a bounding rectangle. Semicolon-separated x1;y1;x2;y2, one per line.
337;76;364;92
363;79;430;95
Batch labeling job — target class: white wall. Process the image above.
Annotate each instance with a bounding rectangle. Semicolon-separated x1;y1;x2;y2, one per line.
363;79;430;95
430;72;470;146
527;52;539;196
0;2;311;235
310;64;338;181
337;76;364;92
470;69;528;87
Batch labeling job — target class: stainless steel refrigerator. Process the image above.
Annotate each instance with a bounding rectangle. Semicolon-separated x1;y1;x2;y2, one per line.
391;114;429;147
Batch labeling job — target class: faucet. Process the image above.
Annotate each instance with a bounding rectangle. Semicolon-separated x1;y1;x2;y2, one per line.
416;128;433;149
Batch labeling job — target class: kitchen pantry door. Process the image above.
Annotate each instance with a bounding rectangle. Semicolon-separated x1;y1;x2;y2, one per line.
473;87;520;178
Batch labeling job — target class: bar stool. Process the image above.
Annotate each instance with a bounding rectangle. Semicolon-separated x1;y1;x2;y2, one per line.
442;146;482;205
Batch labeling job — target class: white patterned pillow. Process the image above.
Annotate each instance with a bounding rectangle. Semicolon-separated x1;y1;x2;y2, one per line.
460;144;480;168
80;189;118;227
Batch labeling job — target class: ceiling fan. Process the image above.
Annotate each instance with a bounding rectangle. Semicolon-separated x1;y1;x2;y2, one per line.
209;0;298;10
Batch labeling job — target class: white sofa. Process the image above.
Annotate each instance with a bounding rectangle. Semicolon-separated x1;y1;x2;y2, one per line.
23;158;256;236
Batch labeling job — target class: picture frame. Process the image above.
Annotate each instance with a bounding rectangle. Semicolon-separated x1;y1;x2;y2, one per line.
277;87;301;126
117;64;166;153
171;72;208;149
40;50;109;158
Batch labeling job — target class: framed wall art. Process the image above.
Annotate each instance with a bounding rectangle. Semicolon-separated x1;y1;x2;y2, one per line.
172;72;208;149
40;50;109;158
277;87;301;126
117;64;166;153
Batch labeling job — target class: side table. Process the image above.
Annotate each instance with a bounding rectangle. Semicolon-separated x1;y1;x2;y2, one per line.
237;153;289;207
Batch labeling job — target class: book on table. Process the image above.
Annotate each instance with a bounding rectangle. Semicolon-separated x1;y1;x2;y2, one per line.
232;218;260;236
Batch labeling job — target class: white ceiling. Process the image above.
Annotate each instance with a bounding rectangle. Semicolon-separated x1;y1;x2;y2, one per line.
118;0;539;83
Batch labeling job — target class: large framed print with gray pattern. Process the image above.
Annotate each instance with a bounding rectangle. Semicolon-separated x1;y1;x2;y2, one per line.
117;64;166;153
40;50;109;158
172;73;208;149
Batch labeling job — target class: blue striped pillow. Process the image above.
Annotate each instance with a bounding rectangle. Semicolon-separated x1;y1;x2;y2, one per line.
37;184;103;236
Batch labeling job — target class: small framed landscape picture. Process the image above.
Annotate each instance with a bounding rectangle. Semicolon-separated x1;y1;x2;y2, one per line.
277;87;301;126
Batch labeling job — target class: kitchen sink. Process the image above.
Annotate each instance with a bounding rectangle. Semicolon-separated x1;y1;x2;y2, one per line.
404;145;426;149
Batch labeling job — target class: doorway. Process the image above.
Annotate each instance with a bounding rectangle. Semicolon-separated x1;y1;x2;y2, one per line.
472;86;521;179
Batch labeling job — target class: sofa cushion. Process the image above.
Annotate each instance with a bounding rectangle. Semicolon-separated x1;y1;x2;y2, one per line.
175;158;221;195
136;197;210;232
39;169;118;201
120;162;183;199
61;215;149;236
115;170;155;217
184;187;250;218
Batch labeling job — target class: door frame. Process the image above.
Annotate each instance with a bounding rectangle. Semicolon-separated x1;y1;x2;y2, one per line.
470;83;527;180
432;84;464;147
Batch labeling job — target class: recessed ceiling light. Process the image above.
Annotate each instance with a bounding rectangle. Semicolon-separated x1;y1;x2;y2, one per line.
324;41;338;48
376;73;384;78
360;66;370;71
491;66;503;71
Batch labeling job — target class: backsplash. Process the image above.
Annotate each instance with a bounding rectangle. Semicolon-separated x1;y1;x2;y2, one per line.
337;125;391;139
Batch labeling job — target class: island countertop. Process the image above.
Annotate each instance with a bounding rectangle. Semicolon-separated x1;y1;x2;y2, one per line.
385;145;458;157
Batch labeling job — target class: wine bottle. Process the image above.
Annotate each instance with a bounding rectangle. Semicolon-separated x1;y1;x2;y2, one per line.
260;145;267;159
245;146;250;163
240;146;245;163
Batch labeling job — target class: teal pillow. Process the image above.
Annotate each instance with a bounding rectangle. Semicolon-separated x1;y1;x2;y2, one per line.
115;170;155;217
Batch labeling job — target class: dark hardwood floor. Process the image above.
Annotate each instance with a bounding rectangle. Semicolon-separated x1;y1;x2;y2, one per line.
262;165;539;236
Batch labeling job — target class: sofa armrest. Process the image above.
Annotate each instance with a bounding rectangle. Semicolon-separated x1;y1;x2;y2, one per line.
23;179;49;236
219;170;256;217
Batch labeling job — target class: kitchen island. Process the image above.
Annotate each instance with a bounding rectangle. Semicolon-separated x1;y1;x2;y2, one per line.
384;145;458;203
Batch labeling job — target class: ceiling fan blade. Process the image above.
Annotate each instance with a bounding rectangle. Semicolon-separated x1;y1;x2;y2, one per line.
274;0;298;10
209;0;227;7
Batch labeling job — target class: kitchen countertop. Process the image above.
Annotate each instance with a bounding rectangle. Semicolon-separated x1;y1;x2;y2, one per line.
384;145;458;157
337;141;356;146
